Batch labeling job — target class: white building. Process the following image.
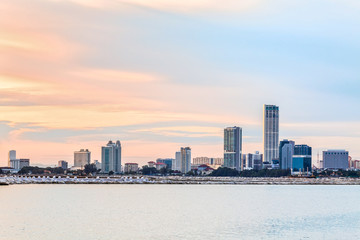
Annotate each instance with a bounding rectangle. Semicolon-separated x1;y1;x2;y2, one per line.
8;150;30;170
74;149;91;169
101;140;122;174
279;140;295;170
263;105;279;163
94;160;101;170
180;147;191;173
174;151;181;171
323;150;349;170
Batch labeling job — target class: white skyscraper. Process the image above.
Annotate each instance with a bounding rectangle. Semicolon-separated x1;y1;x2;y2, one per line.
8;150;16;167
263;105;279;163
101;140;122;173
179;147;191;173
175;151;181;171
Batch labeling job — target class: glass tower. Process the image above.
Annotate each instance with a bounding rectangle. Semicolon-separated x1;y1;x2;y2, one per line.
101;140;122;173
263;105;279;163
224;126;242;171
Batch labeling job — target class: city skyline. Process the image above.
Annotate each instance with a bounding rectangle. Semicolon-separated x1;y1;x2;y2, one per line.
1;0;360;166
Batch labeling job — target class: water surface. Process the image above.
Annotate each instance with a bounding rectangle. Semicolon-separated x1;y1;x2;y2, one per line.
0;185;359;239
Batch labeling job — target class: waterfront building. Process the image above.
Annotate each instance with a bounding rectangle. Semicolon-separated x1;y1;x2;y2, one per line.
94;160;101;170
245;152;263;170
263;105;279;163
124;163;139;174
294;145;312;156
147;161;155;168
74;149;91;169
155;162;166;171
279;139;295;170
323;150;349;170
292;144;312;172
101;140;122;174
58;160;68;170
8;150;16;167
179;147;191;173
156;158;174;170
192;157;224;169
8;150;30;170
224;126;242;171
175;151;181;171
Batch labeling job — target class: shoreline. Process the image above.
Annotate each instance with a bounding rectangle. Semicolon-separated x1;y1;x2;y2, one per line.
2;176;360;185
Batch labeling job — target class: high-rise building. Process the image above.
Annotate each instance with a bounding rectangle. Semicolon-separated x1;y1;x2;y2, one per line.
224;127;242;171
58;160;68;170
293;144;312;172
323;150;348;170
179;147;191;173
175;151;181;171
263;105;279;163
74;149;91;169
8;150;16;167
101;140;122;173
8;150;30;170
279;139;295;169
245;151;263;170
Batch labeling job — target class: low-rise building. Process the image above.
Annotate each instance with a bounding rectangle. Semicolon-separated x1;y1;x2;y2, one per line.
155;162;166;171
124;163;139;174
323;150;349;170
148;161;155;168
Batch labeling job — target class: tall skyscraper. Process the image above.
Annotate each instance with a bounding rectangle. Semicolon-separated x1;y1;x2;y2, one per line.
224;126;242;171
263;105;279;163
279;139;295;169
101;140;122;173
8;150;16;167
74;149;91;169
175;151;181;171
179;147;191;173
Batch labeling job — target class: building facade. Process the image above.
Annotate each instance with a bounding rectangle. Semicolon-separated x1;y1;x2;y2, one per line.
279;139;295;170
156;158;174;170
58;160;68;170
124;163;139;173
74;149;91;169
8;150;30;170
293;144;312;172
101;140;122;173
175;151;181;172
179;147;191;173
263;105;279;163
245;152;263;170
323;150;349;170
224;126;242;171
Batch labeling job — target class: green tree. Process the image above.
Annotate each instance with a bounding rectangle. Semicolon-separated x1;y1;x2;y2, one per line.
84;164;97;175
141;166;157;175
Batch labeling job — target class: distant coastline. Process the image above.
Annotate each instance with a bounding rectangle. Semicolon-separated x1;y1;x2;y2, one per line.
2;176;360;185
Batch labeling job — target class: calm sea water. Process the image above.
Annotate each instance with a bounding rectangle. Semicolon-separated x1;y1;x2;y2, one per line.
0;185;359;240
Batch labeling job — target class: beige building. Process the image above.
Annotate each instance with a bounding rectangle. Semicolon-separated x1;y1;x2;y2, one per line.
74;149;91;169
124;163;139;173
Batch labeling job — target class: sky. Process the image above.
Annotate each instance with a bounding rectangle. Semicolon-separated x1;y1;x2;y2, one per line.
1;0;360;167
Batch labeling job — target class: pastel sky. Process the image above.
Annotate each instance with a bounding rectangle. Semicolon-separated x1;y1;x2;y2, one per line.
1;0;360;167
